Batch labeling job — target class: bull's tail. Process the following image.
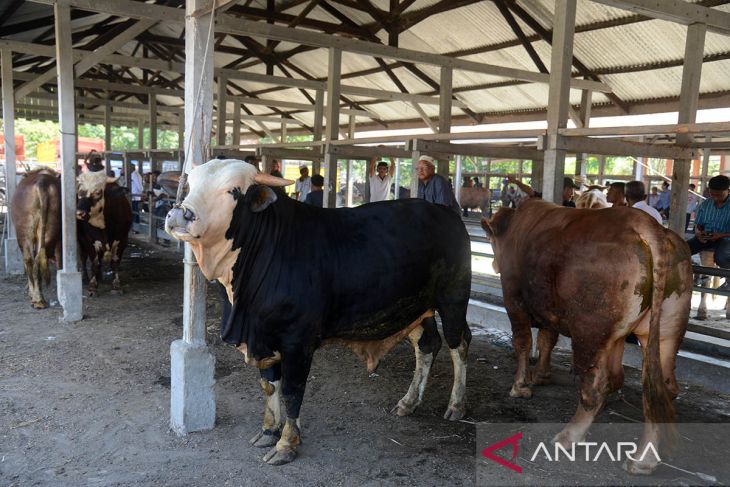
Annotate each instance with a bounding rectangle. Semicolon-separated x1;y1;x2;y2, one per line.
643;234;676;447
35;185;51;286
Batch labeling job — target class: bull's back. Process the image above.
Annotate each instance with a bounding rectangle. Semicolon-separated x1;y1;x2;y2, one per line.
11;173;62;249
313;199;471;339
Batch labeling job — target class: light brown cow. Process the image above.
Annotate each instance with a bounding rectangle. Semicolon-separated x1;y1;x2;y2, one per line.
459;186;491;214
10;169;62;308
482;199;692;475
575;188;609;209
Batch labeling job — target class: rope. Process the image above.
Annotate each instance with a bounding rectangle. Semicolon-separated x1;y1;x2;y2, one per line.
176;2;218;206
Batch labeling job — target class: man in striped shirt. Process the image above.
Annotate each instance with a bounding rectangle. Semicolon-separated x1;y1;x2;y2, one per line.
688;175;730;276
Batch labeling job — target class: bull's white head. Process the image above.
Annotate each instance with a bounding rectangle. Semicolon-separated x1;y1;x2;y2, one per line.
77;171;118;228
575;189;609;209
165;159;292;294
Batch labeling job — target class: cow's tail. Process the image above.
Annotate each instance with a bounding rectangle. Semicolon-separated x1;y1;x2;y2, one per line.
643;233;676;447
35;185;51;287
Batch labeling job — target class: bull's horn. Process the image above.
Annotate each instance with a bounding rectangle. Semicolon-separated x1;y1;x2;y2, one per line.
255;172;294;187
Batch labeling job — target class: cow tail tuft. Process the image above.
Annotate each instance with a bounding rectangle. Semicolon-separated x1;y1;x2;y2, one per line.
644;234;676;449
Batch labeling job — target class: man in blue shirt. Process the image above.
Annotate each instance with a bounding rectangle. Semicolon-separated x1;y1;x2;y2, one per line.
687;175;730;276
415;155;460;214
657;181;671;219
304;174;324;207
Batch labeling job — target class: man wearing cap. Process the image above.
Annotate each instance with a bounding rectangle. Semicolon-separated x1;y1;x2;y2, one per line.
687;175;730;277
415;155;460;214
368;155;396;202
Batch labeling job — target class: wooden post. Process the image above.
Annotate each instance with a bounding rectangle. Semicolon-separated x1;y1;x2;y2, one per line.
1;48;22;274
138;118;145;149
216;74;227;146
575;89;592;182
700;136;712;191
322;47;341;208
232;102;241;146
149;94;158;150
54;0;83;322
438;66;452;178
541;0;576;204
170;0;216;437
312;89;324;175
670;23;705;234
104;101;112;166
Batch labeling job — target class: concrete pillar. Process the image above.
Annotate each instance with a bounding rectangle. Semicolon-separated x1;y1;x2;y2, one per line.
700;137;711;191
177;110;184;151
1;48;23;274
104;101;112;168
454;154;463;206
575;89;592;184
170;0;216;436
216;74;227;146
670;23;705;234
393;158;401;200
541;0;576;204
138;118;145;149
322;47;341;209
54;0;83;322
410;146;421;197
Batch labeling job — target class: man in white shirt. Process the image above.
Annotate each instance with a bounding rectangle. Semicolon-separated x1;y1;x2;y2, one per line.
367;155;396;202
130;162;144;224
294;166;312;202
626;180;663;225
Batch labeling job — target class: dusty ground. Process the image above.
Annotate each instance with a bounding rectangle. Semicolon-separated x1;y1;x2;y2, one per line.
1;238;729;487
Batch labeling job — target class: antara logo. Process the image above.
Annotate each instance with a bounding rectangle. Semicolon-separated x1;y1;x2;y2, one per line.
481;432;661;474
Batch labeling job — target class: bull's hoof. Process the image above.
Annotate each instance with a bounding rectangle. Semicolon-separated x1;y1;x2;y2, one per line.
528;371;552;386
391;399;417;417
623;458;658;476
87;289;97;298
31;300;49;309
443;404;466;421
110;288;123;296
509;384;533;398
694;312;707;321
263;446;297;465
250;428;281;448
552;428;584;448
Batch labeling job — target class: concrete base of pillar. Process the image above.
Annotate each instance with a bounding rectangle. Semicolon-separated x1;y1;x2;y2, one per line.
56;270;83;322
3;238;23;274
170;339;216;435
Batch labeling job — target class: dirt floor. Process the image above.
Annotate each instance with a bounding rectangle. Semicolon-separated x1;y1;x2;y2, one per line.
1;238;729;487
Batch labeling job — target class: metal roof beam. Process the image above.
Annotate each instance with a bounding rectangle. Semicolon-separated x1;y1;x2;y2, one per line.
591;0;730;35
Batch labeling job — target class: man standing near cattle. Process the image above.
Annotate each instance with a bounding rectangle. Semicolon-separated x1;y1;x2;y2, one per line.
625;180;663;225
367;155;396;202
415;155;460;214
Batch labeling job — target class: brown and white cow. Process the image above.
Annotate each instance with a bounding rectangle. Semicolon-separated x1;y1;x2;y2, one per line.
76;171;133;295
482;199;692;475
575;188;609;209
10;169;62;308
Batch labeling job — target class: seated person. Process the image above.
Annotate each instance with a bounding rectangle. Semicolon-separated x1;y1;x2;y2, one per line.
687;175;730;283
304;174;325;207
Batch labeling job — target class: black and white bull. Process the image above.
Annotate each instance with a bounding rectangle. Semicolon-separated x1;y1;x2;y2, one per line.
166;159;472;465
76;171;133;295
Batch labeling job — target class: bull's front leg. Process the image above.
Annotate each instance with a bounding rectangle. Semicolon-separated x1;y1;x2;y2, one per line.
109;240;123;294
392;319;441;417
88;240;103;297
250;364;283;448
262;349;313;466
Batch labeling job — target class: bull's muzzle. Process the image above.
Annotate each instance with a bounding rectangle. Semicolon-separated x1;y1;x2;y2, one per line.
165;206;197;239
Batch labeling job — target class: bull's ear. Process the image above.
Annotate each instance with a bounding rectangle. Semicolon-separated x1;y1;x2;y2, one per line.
485;207;514;238
250;185;277;213
480;217;493;237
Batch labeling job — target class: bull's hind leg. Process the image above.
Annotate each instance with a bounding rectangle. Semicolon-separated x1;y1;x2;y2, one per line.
22;244;46;309
554;347;612;446
262;348;313;466
439;304;472;421
529;328;559;385
109;240;123;294
392;318;441;417
508;310;533;398
250;364;283;448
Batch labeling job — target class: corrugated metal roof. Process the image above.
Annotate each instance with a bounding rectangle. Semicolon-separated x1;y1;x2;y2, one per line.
2;0;729;134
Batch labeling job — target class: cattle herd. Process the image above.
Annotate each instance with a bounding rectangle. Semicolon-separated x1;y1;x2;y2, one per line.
9;159;694;475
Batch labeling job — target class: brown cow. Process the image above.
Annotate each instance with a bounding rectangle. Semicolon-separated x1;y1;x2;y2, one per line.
76;171;133;295
10;169;62;308
459;186;491;214
482;199;691;475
